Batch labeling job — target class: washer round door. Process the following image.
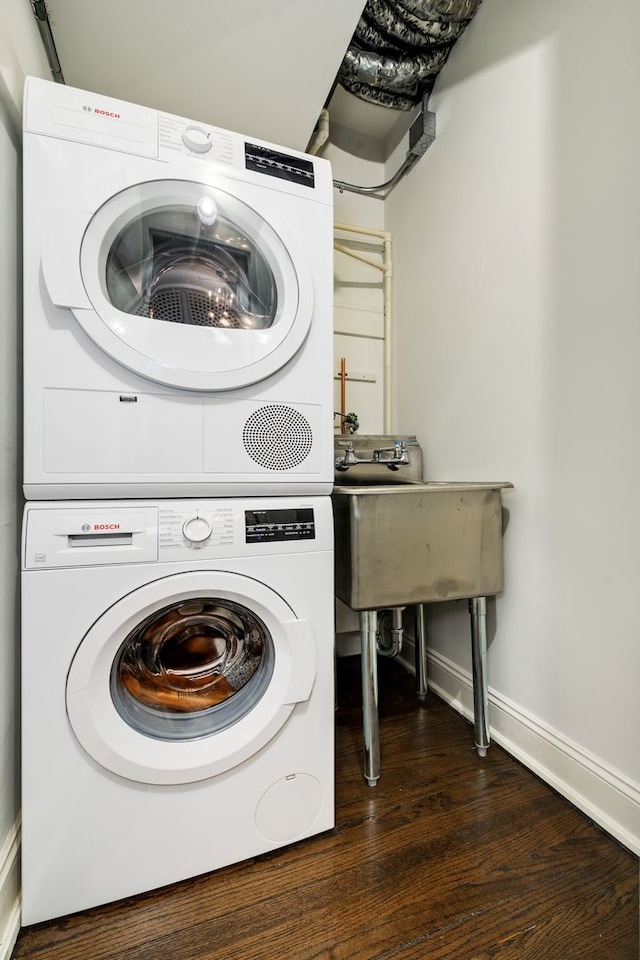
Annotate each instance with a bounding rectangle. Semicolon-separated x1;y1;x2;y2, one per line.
66;572;316;784
43;178;314;391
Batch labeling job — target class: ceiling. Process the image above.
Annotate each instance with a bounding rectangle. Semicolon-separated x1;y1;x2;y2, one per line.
43;0;368;151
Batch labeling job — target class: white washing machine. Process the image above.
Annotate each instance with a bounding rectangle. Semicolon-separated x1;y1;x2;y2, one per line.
22;77;334;500
21;496;334;924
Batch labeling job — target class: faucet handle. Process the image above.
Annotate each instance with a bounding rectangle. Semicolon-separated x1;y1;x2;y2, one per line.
389;439;418;464
393;439;409;457
335;440;357;470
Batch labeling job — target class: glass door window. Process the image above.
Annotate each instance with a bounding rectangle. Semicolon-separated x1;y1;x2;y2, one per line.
105;202;277;331
65;571;316;784
111;598;274;741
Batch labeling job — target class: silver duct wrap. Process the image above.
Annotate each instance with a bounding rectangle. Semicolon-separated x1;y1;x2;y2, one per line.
337;0;482;110
399;0;481;20
340;45;449;102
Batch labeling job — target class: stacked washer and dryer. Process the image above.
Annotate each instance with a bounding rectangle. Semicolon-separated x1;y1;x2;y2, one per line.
20;77;336;924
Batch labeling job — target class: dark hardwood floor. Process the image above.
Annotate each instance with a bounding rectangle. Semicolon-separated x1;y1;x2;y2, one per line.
12;657;639;960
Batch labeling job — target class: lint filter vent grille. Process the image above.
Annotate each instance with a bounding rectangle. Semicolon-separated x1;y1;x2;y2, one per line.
243;406;313;470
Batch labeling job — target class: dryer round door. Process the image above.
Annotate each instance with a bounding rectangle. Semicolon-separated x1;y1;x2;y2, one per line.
66;571;316;785
44;178;314;391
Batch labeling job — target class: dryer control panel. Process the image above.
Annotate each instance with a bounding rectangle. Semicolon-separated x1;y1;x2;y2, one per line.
23;76;332;201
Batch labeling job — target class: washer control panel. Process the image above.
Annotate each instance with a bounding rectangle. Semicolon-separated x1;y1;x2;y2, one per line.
22;498;329;569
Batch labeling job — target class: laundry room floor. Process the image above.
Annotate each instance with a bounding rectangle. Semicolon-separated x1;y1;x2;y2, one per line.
12;657;639;960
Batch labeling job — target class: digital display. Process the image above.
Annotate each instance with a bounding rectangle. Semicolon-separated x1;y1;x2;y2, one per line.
245;508;315;542
245;143;315;188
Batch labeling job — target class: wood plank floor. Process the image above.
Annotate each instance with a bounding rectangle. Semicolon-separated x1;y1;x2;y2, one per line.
12;657;639;960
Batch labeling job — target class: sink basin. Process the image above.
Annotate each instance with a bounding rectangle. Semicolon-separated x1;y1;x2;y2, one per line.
332;481;512;611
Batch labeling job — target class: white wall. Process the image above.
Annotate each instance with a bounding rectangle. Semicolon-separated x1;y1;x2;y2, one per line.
386;0;640;852
0;5;49;955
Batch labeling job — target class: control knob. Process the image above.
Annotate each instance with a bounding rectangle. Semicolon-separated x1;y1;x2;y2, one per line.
182;515;212;546
182;124;212;154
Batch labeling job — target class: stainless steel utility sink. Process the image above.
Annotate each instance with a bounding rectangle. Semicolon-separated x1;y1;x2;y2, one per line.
332;476;513;787
332;481;512;611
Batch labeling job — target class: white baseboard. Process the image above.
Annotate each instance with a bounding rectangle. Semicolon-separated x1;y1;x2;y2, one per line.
0;817;21;960
397;645;640;856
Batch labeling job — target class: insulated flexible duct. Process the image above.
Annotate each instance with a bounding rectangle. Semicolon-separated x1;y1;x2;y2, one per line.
358;0;471;47
339;44;449;98
337;0;482;110
401;0;481;19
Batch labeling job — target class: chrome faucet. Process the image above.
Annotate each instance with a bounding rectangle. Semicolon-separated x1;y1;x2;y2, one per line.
335;439;415;472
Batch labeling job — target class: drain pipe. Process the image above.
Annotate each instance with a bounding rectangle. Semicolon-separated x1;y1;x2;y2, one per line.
333;222;393;433
377;608;405;658
31;0;65;83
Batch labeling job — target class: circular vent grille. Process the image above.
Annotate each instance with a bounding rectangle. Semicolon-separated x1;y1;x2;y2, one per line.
243;406;313;471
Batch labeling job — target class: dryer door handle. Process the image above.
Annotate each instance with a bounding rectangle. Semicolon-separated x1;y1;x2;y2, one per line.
42;209;93;309
283;619;316;704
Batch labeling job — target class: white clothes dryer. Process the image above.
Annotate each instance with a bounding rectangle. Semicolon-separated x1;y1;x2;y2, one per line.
21;496;334;924
22;77;334;500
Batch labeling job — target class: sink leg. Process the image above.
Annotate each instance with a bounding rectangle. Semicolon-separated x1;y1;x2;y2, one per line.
469;597;490;757
360;610;380;786
415;603;428;702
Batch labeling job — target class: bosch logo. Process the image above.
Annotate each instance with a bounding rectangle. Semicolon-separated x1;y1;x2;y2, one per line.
81;523;91;532
93;523;120;531
82;104;121;119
